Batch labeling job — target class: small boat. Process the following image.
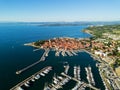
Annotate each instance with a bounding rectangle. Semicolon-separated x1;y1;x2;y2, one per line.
31;78;35;82
53;80;58;84
35;76;39;80
24;83;29;87
48;67;52;70
58;76;63;80
43;70;49;74
26;81;30;84
36;74;40;79
16;86;24;90
40;73;45;76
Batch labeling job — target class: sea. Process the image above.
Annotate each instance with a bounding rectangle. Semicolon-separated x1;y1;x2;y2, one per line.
0;23;105;90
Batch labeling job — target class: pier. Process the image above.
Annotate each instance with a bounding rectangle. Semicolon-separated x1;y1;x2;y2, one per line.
16;49;50;74
10;66;52;90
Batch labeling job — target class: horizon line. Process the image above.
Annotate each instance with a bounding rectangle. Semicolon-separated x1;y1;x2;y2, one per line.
0;20;120;23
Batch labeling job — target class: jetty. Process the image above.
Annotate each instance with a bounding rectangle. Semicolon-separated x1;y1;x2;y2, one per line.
10;66;52;90
74;66;77;78
16;49;50;74
73;65;81;80
85;66;95;86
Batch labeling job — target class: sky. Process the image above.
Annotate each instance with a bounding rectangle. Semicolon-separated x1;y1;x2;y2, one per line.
0;0;120;22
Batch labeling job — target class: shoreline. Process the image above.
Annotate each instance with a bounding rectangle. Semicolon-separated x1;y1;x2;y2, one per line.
82;29;94;37
24;42;100;62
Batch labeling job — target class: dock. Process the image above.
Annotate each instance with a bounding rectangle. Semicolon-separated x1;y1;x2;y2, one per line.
44;73;71;90
70;50;78;56
73;65;81;80
61;73;99;90
85;66;95;86
10;66;52;90
66;50;73;56
55;51;60;56
16;49;50;74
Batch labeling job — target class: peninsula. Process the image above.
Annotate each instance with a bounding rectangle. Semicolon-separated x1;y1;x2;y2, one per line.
25;37;91;57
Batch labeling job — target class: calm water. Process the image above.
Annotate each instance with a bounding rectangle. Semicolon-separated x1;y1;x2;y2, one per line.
0;24;104;90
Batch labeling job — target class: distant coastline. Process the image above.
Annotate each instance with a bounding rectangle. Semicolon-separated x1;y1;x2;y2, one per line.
1;21;120;27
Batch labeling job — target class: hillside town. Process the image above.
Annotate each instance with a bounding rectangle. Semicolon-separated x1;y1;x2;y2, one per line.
34;37;90;50
84;25;120;89
28;25;120;89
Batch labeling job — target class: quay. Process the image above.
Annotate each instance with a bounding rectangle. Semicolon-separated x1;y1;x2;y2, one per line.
16;49;50;74
61;73;99;90
10;66;52;90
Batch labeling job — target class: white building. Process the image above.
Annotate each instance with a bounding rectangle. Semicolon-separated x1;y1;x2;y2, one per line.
94;50;107;57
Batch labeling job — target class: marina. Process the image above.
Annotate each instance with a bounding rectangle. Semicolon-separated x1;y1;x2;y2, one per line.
44;73;71;90
55;50;80;57
10;66;52;90
44;64;99;90
0;24;106;90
